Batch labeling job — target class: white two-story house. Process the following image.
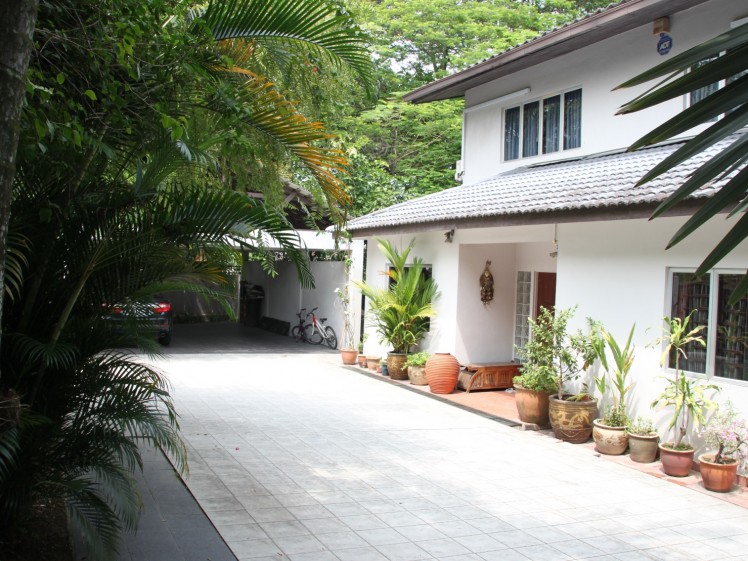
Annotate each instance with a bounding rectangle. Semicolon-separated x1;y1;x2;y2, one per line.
347;0;748;435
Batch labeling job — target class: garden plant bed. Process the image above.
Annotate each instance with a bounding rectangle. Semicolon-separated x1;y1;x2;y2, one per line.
2;498;73;561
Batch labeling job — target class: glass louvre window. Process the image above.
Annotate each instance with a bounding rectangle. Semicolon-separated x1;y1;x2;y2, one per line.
503;88;581;161
514;271;532;359
563;89;582;149
542;95;561;154
522;101;540;157
504;106;521;161
668;270;748;381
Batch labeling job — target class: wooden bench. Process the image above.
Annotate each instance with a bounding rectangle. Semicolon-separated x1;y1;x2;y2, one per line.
458;362;520;393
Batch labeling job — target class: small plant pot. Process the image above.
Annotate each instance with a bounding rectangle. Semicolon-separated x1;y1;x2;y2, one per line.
407;365;428;385
366;356;380;370
659;444;694;477
357;355;367;368
627;433;659;463
699;454;738;492
592;419;628;455
340;349;359;365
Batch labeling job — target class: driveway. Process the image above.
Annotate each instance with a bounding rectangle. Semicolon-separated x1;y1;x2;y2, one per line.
151;322;748;561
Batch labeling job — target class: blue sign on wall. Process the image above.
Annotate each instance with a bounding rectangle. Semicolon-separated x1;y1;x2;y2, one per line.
657;33;673;56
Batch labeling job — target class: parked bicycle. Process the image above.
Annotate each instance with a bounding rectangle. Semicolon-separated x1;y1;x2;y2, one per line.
291;307;337;349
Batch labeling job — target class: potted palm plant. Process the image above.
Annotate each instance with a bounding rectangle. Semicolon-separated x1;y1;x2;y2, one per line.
699;401;746;492
356;239;439;380
591;324;635;455
651;311;719;476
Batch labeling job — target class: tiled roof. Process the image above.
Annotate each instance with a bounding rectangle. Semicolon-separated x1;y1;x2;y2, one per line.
346;134;744;234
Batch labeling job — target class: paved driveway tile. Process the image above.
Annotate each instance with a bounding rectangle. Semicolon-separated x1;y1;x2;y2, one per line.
147;324;748;561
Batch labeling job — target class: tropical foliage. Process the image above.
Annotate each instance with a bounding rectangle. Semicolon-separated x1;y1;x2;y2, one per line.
356;239;439;354
650;312;720;449
0;0;371;558
515;306;597;399
592;324;636;427
617;24;748;302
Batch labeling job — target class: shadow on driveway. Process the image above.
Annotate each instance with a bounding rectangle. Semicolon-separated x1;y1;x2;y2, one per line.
165;321;337;355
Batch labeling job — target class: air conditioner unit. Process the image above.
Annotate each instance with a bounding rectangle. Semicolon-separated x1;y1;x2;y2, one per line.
455;159;464;182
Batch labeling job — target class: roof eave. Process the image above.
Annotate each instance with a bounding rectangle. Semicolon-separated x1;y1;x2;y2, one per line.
404;0;710;104
347;198;709;238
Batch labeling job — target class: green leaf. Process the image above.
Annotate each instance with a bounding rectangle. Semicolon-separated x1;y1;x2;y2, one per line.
84;89;97;100
56;72;65;85
696;211;748;276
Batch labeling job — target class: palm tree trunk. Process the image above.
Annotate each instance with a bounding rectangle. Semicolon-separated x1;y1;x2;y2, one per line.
0;0;39;391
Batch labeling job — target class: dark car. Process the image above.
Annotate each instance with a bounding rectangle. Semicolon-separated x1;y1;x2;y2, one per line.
104;299;173;346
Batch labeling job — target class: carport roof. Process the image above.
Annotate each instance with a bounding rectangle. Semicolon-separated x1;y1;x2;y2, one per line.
345;133;745;237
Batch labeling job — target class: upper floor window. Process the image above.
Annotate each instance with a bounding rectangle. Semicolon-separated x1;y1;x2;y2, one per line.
668;269;748;382
504;89;582;161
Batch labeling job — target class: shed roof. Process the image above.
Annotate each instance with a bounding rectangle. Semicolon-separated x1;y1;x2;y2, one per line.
346;134;743;237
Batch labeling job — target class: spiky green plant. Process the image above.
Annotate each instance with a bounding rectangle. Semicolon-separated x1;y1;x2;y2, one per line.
356;239;439;355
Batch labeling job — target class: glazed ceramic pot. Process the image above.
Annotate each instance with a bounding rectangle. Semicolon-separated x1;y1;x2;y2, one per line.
592;419;629;455
659;445;694;477
513;386;550;427
628;433;659;463
699;454;738;492
387;353;409;380
425;353;460;394
548;396;597;443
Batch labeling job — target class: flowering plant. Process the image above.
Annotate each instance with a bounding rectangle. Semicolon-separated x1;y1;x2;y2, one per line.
702;401;748;464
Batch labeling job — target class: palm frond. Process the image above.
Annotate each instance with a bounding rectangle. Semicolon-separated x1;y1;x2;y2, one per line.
203;0;373;90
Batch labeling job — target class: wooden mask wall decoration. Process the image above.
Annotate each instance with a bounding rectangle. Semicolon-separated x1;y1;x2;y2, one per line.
480;260;494;304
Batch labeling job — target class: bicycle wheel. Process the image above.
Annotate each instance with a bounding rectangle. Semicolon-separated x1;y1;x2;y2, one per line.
306;324;323;344
323;326;337;349
291;325;304;342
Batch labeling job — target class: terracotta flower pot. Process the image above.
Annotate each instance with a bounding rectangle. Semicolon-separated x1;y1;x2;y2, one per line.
659;444;694;477
628;433;659;463
513;386;550;427
592;419;628;455
548;396;597;443
407;365;428;385
425;353;460;394
340;349;359;365
387;353;409;380
357;354;367;367
366;356;380;370
699;454;738;492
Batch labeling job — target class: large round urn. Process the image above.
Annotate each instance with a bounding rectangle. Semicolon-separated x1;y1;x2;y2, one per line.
425;353;460;394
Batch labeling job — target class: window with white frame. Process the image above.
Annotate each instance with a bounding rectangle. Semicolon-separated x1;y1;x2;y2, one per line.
668;269;748;382
504;89;582;161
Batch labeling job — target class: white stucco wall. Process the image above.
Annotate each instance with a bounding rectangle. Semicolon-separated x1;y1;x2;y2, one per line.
556;214;748;451
243;237;364;346
361;233;460;358
461;0;748;184
362;226;559;363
